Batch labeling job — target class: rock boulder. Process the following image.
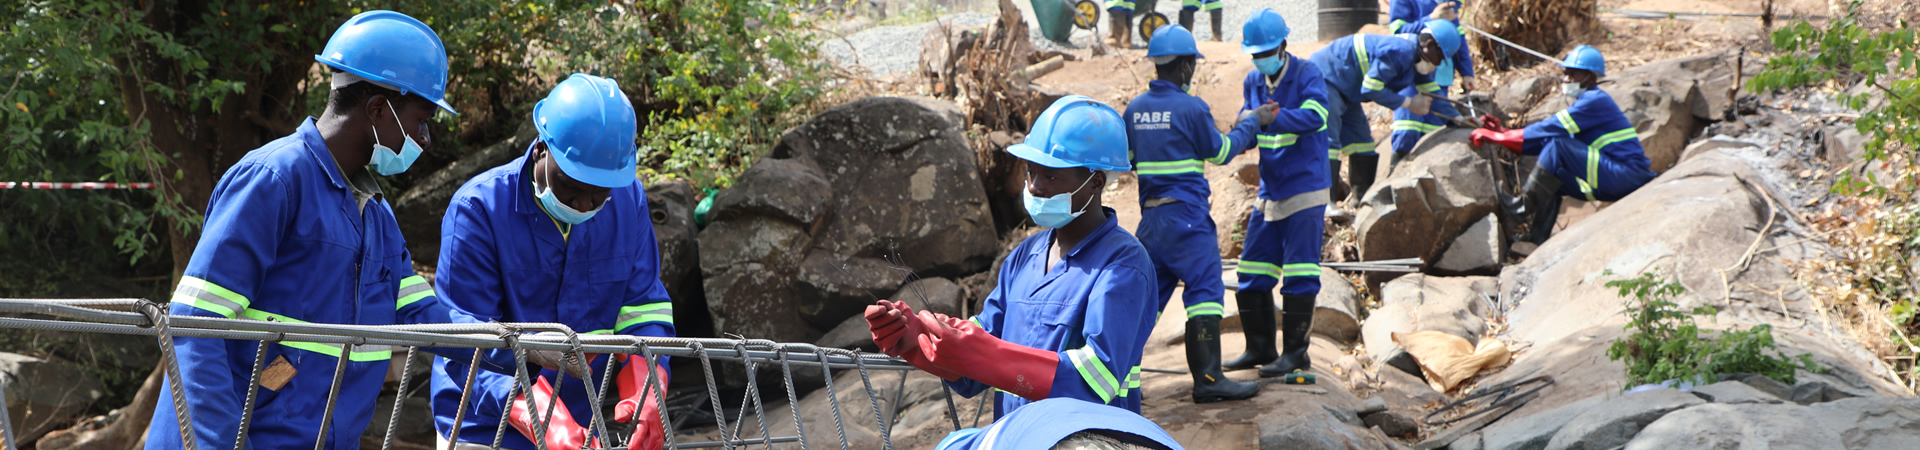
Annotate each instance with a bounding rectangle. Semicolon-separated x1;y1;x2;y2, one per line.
1355;128;1501;291
646;179;710;338
1;352;104;444
1361;274;1497;375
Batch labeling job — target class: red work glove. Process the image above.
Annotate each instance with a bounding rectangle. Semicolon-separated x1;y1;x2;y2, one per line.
613;355;667;450
507;377;600;450
865;301;965;380
914;311;1060;401
1477;114;1505;131
1471;128;1525;153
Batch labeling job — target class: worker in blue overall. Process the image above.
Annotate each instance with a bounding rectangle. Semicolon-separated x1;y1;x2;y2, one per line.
429;74;677;450
865;96;1160;418
1104;0;1137;46
1178;0;1224;42
1219;9;1334;379
1472;46;1658;246
1386;2;1478;176
147;11;573;450
935;398;1186;450
1309;20;1460;216
1125;24;1272;403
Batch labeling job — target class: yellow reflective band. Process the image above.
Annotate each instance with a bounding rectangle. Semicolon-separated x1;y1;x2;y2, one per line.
1201;1;1223;11
396;275;434;309
1104;0;1135;9
1301;100;1329;124
1282;263;1322;278
1557;111;1582;134
1584;128;1639;201
1363;78;1387;91
1127;366;1142;390
1418;82;1441;93
1137;159;1205;175
1182;0;1201;6
1184;302;1225;319
238;309;393;361
1236;260;1283;278
1342;142;1377;156
1354;34;1371;71
1388;20;1409;33
1209;135;1235;164
1329;148;1343;159
619;302;676;331
969;316;984;329
1068;346;1121;403
173;276;250;318
1392;120;1443;134
1258;134;1299;149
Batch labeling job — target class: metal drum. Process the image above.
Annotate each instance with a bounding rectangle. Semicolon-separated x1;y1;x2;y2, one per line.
1318;0;1380;41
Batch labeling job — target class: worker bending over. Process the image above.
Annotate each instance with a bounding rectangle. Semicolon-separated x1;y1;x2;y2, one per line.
1309;20;1461;214
148;11;569;449
429;74;675;450
1220;9;1333;379
1472;46;1657;246
867;96;1160;417
1386;1;1478;175
1125;24;1276;403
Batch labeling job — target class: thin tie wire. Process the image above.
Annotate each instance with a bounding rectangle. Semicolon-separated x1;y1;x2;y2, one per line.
886;370;909;441
235;339;272;450
775;348;809;450
690;342;734;450
639;343;679;450
730;342;773;450
381;346;418;450
314;343;354;450
849;352;893;450
446;349;485;446
136;301;197;450
813;347;851;450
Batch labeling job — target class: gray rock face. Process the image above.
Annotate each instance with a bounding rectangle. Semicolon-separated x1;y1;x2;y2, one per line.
1623;397;1920;449
1495;75;1556;121
1355;129;1500;291
1481;397;1606;450
646;179;709;337
707;157;834;226
1691;380;1784;404
1;352;104;444
1312;268;1365;347
816;314;878;352
1361;274;1497;375
895;276;966;317
794;254;907;329
1544;388;1705;450
1435;213;1502;275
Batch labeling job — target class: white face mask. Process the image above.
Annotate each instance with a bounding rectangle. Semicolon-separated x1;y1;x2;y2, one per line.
1561;82;1586;99
1416;60;1437;75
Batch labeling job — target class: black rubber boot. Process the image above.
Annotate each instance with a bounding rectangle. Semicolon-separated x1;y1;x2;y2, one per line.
1187;315;1261;403
1349;153;1380;203
1329;159;1347;201
1209;9;1224;41
1510;166;1564;244
1259;294;1316;378
1223;290;1277;371
1178;9;1195;32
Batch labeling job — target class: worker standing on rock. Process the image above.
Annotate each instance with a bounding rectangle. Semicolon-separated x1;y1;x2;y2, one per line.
1309;19;1461;218
1178;0;1225;42
1386;2;1479;175
146;11;575;449
1124;24;1274;404
428;74;676;450
865;95;1161;417
1221;9;1335;379
1472;46;1658;247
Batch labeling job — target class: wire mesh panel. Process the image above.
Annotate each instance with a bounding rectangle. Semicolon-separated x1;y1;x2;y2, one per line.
0;298;959;450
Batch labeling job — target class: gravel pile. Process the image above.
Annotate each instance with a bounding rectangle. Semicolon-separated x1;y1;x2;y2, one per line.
818;13;996;77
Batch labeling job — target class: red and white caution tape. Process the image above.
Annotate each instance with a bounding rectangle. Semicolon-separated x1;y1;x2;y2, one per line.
1;182;156;189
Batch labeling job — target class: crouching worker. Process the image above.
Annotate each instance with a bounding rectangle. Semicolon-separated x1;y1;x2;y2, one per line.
1471;45;1657;247
866;95;1161;418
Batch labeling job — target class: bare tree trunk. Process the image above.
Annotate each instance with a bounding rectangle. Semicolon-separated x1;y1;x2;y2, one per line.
33;366;164;450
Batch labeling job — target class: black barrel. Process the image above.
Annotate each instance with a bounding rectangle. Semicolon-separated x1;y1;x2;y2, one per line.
1318;0;1381;41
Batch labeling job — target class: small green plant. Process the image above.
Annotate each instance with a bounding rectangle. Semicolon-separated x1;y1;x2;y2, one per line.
1606;271;1823;387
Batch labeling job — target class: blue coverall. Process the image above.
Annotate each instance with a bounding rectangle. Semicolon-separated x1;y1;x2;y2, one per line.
951;208;1160;417
1523;89;1659;202
1124;79;1262;320
1309;33;1437;159
149;119;525;450
429;148;678;448
936;398;1186;450
1232;56;1332;296
1388;1;1478;156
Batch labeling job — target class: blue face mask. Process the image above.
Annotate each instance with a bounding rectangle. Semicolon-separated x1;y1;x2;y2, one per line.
368;100;423;176
535;160;606;224
1022;172;1096;228
1254;55;1285;76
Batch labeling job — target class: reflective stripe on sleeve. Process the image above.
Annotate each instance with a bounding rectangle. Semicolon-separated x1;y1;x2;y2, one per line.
172;276;250;318
1208;135;1235;164
1127;365;1142;391
618;302;675;330
1418;82;1441;93
396;275;434;309
1388;20;1409;33
1067;346;1122;404
1301;100;1329;132
1557;110;1582;134
1362;78;1387;91
1392;120;1444;134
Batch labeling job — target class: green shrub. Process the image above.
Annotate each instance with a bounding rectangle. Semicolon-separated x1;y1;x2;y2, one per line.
1605;271;1823;387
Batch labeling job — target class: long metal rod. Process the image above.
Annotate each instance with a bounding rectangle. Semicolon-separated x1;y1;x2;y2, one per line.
0;367;16;450
1459;25;1565;66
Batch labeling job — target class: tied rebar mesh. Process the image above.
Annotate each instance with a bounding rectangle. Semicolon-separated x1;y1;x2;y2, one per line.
0;298;960;450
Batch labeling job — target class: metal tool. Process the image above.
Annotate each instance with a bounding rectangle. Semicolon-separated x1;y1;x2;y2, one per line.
1460;25;1565;66
1280;371;1316;385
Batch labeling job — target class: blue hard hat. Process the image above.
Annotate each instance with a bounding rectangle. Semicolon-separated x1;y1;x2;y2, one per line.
533;73;639;188
315;10;457;115
936;428;984;450
1561;45;1606;77
1008;95;1130;171
1424;19;1462;60
1240;8;1290;54
1146;24;1203;59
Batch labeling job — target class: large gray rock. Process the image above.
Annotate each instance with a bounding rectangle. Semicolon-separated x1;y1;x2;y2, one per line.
1600;83;1698;174
1481;397;1606;450
793;254;907;329
760;369;960;450
1;352;104;444
647;179;710;337
1495;75;1556;120
1361;275;1497;375
1691;380;1785;404
896;276;966;317
1355;129;1500;291
1544;388;1705;450
1624;397;1920;449
815;314;877;352
707;157;834;226
1435;213;1502;275
1824;124;1868;166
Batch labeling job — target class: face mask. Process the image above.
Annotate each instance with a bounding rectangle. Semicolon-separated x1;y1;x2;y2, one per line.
368;100;423;176
1416;59;1437;75
1022;172;1096;228
1561;82;1586;99
1254;55;1284;76
534;159;606;224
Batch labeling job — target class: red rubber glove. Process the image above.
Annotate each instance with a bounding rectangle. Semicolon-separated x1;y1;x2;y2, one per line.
914;311;1060;401
508;377;599;450
865;301;964;380
613;355;667;450
1471;128;1525;153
